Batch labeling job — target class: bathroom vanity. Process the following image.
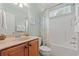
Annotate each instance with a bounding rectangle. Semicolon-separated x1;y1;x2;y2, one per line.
0;36;39;56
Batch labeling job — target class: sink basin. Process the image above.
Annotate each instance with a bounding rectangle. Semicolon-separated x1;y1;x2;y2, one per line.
15;36;30;41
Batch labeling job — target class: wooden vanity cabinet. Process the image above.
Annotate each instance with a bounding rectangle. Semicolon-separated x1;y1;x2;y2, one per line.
1;43;28;56
0;39;39;56
29;39;39;56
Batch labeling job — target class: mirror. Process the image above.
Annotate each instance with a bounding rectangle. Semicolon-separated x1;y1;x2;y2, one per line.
0;3;29;35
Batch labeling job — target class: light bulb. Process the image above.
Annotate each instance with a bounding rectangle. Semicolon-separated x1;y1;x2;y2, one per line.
19;3;23;8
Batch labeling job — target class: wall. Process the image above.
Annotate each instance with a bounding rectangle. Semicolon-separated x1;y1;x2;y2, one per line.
28;4;41;36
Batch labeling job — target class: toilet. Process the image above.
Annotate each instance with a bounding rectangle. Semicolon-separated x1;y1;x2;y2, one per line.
39;46;51;56
39;38;51;56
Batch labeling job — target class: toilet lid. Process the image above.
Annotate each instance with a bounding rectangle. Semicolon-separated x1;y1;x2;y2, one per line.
40;46;51;52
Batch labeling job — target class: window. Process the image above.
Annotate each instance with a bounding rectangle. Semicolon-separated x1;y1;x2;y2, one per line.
49;5;73;18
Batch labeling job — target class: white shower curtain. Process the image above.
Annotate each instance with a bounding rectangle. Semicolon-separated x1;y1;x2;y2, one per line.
2;10;7;34
0;10;7;34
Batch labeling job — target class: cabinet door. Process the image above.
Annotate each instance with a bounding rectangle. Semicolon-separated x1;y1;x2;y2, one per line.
24;43;29;56
29;39;39;56
1;44;25;56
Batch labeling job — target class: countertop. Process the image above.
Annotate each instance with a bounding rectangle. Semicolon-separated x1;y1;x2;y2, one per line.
0;36;40;51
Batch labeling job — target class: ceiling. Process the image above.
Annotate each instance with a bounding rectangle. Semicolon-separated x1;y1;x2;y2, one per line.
11;3;59;13
2;3;59;16
28;3;59;12
37;3;59;11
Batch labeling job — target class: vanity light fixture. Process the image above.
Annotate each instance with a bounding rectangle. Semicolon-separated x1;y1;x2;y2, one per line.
13;3;29;8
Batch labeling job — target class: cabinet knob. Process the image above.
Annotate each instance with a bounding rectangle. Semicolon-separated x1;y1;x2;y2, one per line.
25;46;27;48
29;44;32;46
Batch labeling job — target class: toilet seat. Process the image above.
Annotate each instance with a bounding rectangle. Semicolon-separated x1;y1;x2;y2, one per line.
39;46;51;56
40;46;51;52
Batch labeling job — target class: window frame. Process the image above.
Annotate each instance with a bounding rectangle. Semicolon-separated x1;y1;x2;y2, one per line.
48;4;75;19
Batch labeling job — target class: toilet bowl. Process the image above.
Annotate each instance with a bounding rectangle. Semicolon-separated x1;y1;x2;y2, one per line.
39;38;51;56
39;46;51;56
